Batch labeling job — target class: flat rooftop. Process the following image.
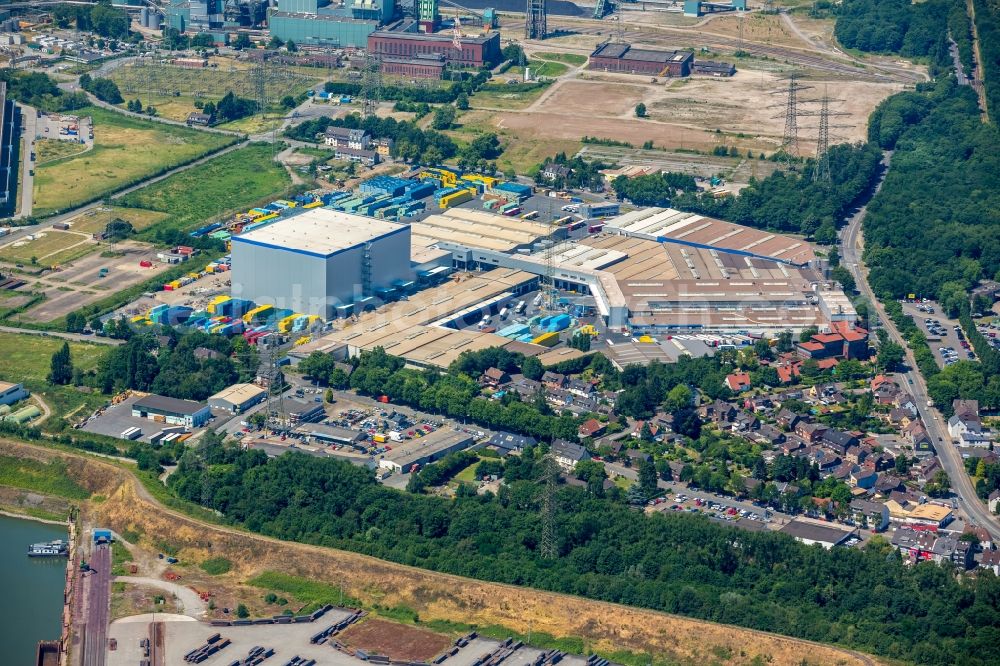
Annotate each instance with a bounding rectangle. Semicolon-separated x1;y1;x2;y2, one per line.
606;208;816;266
232;208;408;258
411;208;557;253
779;519;855;545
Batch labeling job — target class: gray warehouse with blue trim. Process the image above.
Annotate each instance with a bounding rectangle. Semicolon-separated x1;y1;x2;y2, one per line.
230;209;414;320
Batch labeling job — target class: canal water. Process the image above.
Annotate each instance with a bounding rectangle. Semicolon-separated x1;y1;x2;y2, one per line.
0;514;67;665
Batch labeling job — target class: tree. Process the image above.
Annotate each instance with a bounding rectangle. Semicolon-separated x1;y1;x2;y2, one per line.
281;95;296;110
521;356;544;381
48;342;74;385
664;384;692;412
65;311;86;333
877;340;906;371
456;93;469;110
105;218;134;240
236;603;250;619
635;102;647;118
638;457;658;500
432;105;456;130
285;39;298;52
232;33;253;50
267;35;284;49
89;78;123;104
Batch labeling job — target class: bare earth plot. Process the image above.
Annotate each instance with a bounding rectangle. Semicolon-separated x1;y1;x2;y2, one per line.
339;619;451;662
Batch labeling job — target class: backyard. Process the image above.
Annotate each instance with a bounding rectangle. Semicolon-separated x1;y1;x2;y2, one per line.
31;107;237;217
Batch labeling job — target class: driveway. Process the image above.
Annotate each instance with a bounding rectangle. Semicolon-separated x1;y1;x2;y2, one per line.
16;103;36;219
113;576;208;618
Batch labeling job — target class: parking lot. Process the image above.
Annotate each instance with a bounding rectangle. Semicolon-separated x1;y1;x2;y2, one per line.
646;490;774;529
37;112;94;148
900;301;974;368
106;613;598;666
78;394;227;444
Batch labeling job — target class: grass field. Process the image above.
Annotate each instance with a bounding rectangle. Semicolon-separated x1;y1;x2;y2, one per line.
0;331;109;418
0;230;92;265
529;59;570;78
249;571;361;612
536;52;587;66
67;207;169;235
119;143;294;238
35;137;89;164
32;107;237;217
0;454;90;499
471;83;549;110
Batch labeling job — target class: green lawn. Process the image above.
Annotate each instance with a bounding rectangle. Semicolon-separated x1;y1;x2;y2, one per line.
32;107;237;217
470;83;549;111
536;52;587;66
0;454;90;499
528;60;570;78
119;143;294;238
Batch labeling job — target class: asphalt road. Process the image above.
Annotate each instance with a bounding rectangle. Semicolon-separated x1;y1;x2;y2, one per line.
17;103;36;219
0;324;124;345
83;543;112;666
839;152;1000;542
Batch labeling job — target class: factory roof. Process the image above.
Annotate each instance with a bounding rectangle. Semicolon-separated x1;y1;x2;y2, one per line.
590;42;693;63
133;394;207;416
778;519;855;546
373;23;498;44
606;208;816;266
270;10;378;24
232;208;408;258
382;430;474;467
411;208;556;253
208;383;266;406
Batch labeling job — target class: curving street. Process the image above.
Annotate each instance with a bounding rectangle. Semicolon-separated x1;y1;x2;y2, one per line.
839;152;1000;542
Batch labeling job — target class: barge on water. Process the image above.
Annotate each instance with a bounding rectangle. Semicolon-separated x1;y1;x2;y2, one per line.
27;540;69;557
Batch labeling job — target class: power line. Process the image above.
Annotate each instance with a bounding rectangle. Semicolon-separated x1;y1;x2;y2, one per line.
769;74;811;162
525;0;547;39
361;52;383;119
539;456;558;560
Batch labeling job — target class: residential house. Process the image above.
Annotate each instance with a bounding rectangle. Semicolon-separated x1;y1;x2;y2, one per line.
796;323;869;361
845;445;871;465
731;412;760;432
905;420;935;456
948;399;992;447
775;408;802;430
775;360;801;384
850;499;889;532
542;371;568;390
913;457;942;485
781;436;806;455
753;423;785;446
334;145;379;166
566;378;595;398
874;474;904;495
551;439;590;471
578;418;606;440
373;137;394;159
186;112;212;126
850;469;877;490
989;489;1000;514
796;422;828;443
625;449;651;465
509;377;541;397
193;346;224;360
871;375;900;405
891;527;936;562
700;399;737;424
479;367;510;388
888;408;914;428
981;550;1000;575
725;372;752;392
541;163;571;182
931;535;974;569
747;395;774;413
324;126;371;149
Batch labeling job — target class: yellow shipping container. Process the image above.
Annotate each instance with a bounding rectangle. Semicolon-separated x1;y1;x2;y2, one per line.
531;332;560;347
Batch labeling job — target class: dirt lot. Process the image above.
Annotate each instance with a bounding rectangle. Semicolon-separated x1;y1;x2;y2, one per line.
20;242;172;322
0;438;882;666
498;69;901;155
339;619;451;661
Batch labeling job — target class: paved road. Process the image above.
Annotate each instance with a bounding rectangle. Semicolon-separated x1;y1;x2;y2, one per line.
0;324;124;345
83;543;112;666
839;152;1000;542
17;102;36;219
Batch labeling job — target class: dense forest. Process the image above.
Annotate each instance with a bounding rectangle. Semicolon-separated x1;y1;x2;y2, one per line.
834;0;952;72
863;79;1000;302
167;433;1000;666
673;143;883;241
973;0;1000;120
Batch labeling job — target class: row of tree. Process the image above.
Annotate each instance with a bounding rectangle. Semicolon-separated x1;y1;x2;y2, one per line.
286;113;459;166
165;433;1000;666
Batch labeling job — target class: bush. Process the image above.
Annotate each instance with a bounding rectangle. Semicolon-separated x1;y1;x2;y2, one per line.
200;557;233;575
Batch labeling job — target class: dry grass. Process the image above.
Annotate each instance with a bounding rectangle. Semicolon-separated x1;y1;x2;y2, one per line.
65;207;169;235
0;440;887;666
0;230;91;265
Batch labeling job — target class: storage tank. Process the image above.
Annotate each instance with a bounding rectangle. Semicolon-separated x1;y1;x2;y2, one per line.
150;12;163;29
140;7;149;27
